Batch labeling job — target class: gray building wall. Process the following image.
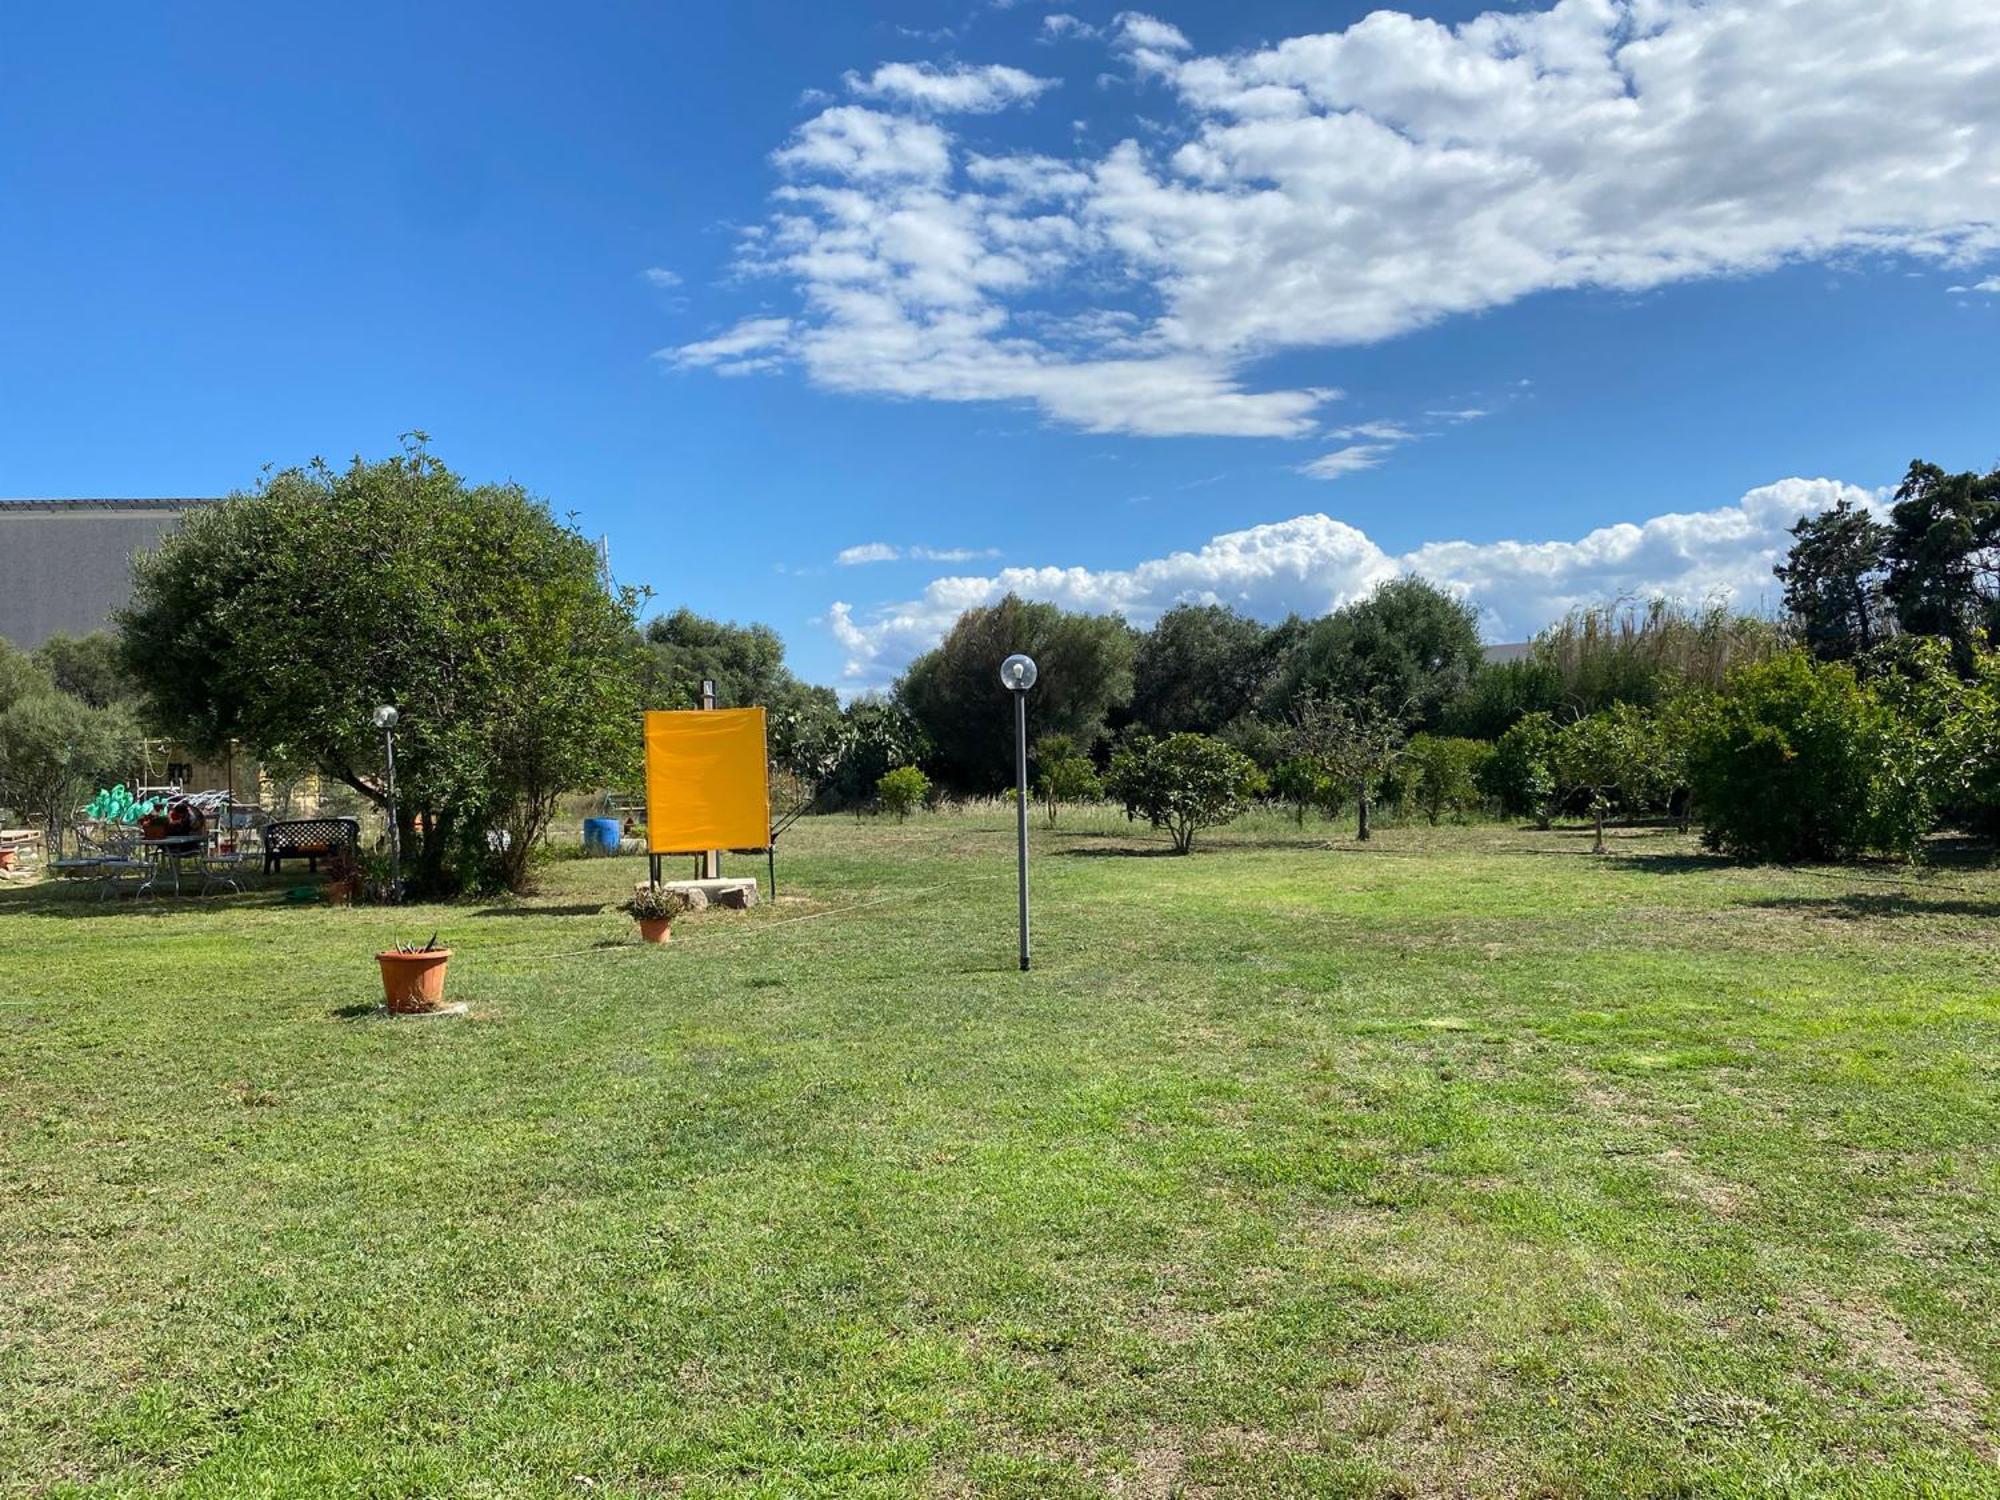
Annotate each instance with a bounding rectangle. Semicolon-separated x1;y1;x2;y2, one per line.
0;499;219;650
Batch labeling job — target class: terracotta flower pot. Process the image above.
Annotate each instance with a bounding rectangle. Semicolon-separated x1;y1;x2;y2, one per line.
0;850;15;872
376;949;452;1013
636;917;673;945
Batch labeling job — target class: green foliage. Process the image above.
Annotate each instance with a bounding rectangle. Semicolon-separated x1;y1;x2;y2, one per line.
1882;460;2000;657
1860;635;2000;836
1485;711;1559;825
0;687;136;840
774;696;930;812
31;632;136;709
1268;756;1341;826
0;640;137;839
1271;576;1482;728
875;764;931;821
895;594;1135;791
1776;498;1889;662
1552;704;1665;852
1032;734;1101;824
1105;732;1262;854
640;608;834;720
1686;652;1927;861
118;440;640;895
1130;604;1287;736
1439;655;1565;739
1283;694;1410;840
1402;734;1495;825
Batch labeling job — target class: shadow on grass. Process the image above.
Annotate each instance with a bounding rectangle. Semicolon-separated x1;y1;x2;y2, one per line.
329;1002;380;1020
472;902;607;919
0;884;284;918
1746;892;2000;921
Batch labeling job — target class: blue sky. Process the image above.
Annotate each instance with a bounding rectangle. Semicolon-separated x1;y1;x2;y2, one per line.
3;1;1996;692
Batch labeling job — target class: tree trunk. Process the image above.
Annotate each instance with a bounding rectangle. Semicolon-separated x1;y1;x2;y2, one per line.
1356;787;1371;841
1592;809;1606;855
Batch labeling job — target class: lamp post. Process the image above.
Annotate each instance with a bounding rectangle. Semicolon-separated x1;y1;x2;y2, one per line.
373;705;400;901
1000;653;1038;971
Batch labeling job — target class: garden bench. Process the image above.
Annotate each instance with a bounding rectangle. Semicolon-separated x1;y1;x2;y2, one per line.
262;817;360;874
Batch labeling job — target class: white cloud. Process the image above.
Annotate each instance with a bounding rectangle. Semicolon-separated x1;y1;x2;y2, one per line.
838;542;902;565
660;315;794;375
846;61;1058;114
772;106;951;181
642;266;682;288
1299;444;1391;479
1947;276;2000;293
677;0;2000;439
823;476;1877;686
837;542;1002;566
1329;421;1416;443
1042;15;1099;42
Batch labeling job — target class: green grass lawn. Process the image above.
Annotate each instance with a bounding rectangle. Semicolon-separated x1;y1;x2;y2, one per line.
3;810;1998;1497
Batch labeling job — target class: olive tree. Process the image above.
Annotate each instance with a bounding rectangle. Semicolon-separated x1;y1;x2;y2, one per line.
119;440;641;894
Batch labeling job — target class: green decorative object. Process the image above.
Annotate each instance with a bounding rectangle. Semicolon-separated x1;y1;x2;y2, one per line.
84;784;163;825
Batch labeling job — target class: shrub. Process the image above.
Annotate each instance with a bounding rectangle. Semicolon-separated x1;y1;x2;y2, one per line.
1033;734;1101;824
1485;712;1559;825
1686;652;1926;861
1403;734;1496;825
1268;756;1340;826
1105;732;1263;854
875;765;931;821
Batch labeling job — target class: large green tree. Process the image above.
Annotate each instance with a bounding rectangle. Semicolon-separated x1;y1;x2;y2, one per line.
895;594;1135;791
640;608;834;718
1882;460;2000;660
1270;576;1482;729
0;640;136;846
119;442;641;894
1130;604;1286;737
1775;498;1889;662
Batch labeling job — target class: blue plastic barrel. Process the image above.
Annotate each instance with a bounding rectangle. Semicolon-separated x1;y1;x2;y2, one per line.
582;817;622;855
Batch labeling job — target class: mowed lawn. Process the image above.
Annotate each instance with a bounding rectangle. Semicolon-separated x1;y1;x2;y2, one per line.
3;811;1998;1498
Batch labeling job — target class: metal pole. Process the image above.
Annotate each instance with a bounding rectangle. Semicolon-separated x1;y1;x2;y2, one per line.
1014;688;1030;972
383;728;401;902
701;677;720;880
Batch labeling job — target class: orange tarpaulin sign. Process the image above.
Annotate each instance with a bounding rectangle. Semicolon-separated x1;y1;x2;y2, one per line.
642;709;771;853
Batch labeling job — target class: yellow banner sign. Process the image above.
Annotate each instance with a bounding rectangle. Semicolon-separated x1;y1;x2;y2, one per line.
642;708;771;853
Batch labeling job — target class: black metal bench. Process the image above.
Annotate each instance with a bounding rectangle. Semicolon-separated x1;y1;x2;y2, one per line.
262;817;360;874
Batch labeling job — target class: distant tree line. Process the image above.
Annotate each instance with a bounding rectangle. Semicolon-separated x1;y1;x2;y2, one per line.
766;457;2000;862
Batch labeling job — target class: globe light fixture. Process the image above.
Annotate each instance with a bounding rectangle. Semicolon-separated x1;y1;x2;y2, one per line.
999;654;1039;971
374;705;401;901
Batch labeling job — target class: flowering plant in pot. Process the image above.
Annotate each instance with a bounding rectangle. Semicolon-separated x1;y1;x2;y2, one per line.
626;885;692;945
376;932;451;1013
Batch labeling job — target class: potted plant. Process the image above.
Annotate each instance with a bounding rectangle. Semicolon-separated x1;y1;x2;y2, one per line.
626;885;692;945
322;847;360;906
376;933;451;1013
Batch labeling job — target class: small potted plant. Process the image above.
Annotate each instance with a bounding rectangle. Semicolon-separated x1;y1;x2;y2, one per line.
322;847;360;907
376;933;451;1013
626;885;692;945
